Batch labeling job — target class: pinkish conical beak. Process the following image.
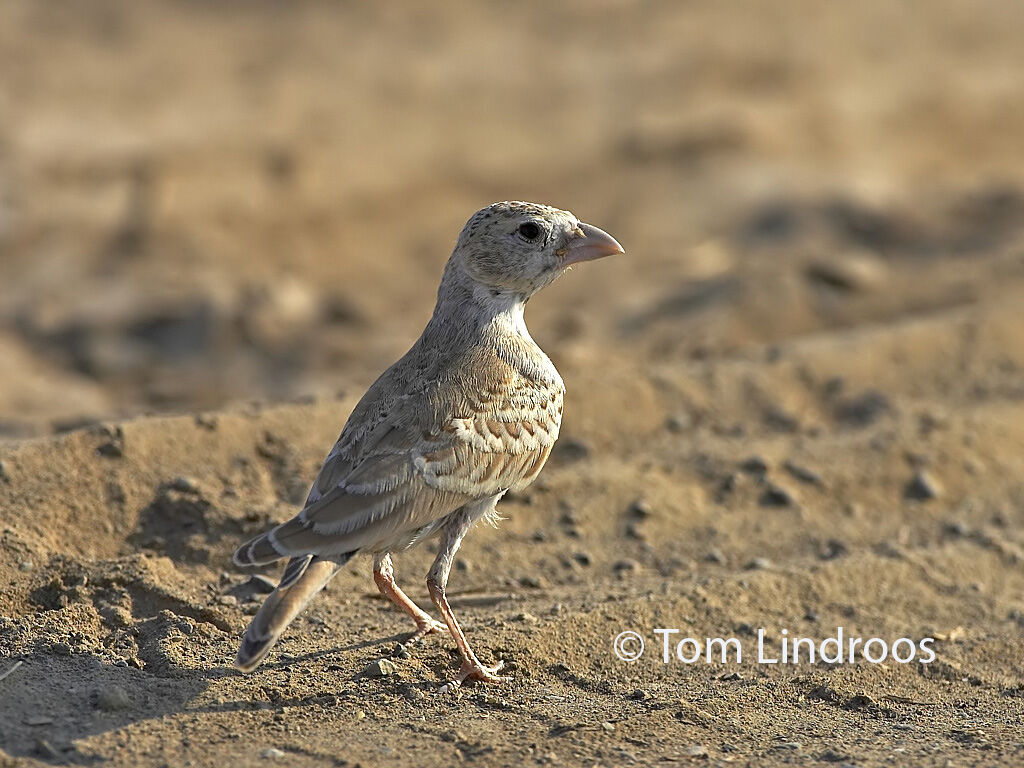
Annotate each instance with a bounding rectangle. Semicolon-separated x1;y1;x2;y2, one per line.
563;222;625;266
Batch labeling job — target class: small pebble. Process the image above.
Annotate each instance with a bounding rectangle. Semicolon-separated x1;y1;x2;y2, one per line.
905;471;942;501
665;412;692;433
218;595;238;607
96;685;131;711
944;521;968;537
739;456;769;475
49;642;72;656
625;522;646;541
783;460;823;486
356;659;397;679
820;539;848;560
745;557;771;571
167;476;200;494
601;721;615;733
705;548;726;564
759;483;796;507
683;744;708;758
613;559;640;574
774;741;802;751
627;498;653;518
573;551;592;566
261;748;286;759
18;561;32;572
514;612;539;624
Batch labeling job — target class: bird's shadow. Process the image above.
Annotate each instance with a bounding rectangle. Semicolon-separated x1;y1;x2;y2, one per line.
0;625;423;765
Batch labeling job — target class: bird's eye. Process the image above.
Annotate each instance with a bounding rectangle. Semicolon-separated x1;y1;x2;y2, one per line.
517;222;541;241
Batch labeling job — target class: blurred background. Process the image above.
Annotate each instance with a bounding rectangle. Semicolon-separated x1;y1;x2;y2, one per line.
3;0;1024;436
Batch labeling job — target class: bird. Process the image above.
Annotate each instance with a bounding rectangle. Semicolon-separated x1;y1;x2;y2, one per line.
232;201;624;686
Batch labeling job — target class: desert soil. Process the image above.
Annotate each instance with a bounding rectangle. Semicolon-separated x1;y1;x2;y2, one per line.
2;1;1024;766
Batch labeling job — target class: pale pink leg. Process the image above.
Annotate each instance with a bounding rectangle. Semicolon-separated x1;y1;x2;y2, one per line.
426;497;509;688
373;553;446;644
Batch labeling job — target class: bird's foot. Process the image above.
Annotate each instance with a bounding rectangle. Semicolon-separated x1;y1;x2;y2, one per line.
407;618;448;645
440;659;509;692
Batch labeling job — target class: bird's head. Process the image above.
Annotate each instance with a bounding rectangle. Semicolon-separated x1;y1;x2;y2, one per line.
450;201;624;299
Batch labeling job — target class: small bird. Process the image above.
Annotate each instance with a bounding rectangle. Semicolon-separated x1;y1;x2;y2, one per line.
233;201;624;686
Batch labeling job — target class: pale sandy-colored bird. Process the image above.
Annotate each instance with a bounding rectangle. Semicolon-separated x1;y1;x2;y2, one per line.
233;201;624;686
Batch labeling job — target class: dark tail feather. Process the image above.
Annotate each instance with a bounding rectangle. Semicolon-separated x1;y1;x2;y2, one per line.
234;554;352;672
233;530;286;568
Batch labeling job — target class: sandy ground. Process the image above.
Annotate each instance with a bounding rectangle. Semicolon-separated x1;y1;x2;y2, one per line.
2;1;1024;765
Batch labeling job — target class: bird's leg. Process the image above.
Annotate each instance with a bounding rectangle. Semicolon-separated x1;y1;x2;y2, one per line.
373;553;447;644
426;500;509;688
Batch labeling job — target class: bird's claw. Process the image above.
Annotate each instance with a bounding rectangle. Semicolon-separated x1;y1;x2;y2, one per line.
439;659;509;692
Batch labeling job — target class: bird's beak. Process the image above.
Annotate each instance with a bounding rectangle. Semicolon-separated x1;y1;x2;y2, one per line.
562;222;625;266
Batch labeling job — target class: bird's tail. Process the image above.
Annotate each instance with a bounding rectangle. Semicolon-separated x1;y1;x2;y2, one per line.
234;555;349;672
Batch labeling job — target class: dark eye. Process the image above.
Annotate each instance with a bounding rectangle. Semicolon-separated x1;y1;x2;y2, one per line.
517;222;541;241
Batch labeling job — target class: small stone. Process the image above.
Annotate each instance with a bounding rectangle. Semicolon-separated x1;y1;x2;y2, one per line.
627;498;653;518
97;441;123;458
820;539;848;560
518;575;545;589
356;659;397;679
774;741;802;751
759;483;796;507
195;413;218;430
613;559;640;574
905;471;942;501
217;595;238;607
261;748;286;759
806;251;886;292
783;460;823;486
572;552;592;567
665;412;692;433
18;561;32;572
745;557;771;571
625;522;646;541
944;521;968;537
96;685;131;711
166;476;200;494
739;456;769;475
834;390;891;427
49;642;72;656
683;744;708;758
514;612;539;624
705;548;726;564
0;460;9;483
24;716;54;726
601;721;615;733
628;689;649;701
392;643;410;659
178;621;195;634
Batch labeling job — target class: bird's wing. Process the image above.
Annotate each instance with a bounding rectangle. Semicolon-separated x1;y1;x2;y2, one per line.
234;370;562;563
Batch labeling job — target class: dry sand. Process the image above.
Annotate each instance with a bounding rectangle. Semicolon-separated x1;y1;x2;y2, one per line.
2;1;1024;765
